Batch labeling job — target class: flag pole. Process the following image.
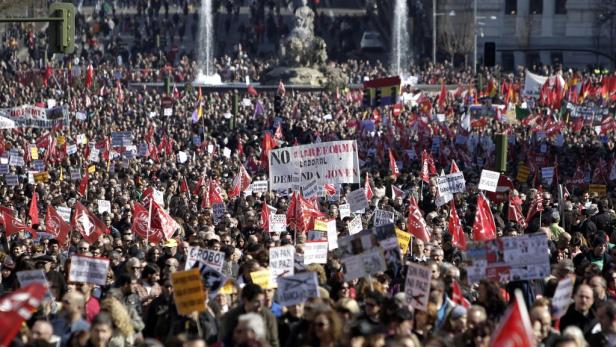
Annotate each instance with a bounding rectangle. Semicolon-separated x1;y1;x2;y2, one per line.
146;198;152;249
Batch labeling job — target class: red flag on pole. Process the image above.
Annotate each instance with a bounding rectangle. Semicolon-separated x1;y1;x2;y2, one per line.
525;187;544;224
389;149;400;177
208;180;225;205
28;192;39;226
509;194;527;229
260;132;276;170
451;280;471;308
407;196;431;242
472;194;497;241
78;172;89;196
2;211;37;238
450;160;460;173
228;164;252;199
488;290;535;347
421;150;436;183
0;283;48;347
45;205;70;245
247;85;258;96
438;80;447;110
71;202;107;244
391;185;405;200
150;201;178;240
365;173;374;201
449;200;466;250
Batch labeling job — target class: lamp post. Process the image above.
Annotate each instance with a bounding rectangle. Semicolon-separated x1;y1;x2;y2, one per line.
432;0;455;65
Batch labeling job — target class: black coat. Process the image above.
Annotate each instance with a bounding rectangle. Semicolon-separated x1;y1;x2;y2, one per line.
559;305;598;336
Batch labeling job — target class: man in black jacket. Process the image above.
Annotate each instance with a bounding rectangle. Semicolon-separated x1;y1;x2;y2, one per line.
560;284;599;336
587;301;616;347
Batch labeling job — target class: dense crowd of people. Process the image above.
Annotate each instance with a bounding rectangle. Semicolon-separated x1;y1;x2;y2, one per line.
0;1;615;347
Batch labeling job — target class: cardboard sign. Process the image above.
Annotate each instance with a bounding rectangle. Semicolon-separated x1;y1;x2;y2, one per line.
373;209;395;227
517;163;530;182
303;241;328;265
68;255;110;286
194;261;228;299
269;245;295;279
396;229;412;255
31;160;45;172
405;262;432;311
478;170;500;192
541;167;554;185
212;203;226;225
276;272;320;307
551;277;574;319
56;206;72;222
269;214;287;233
97;200;111;214
89;148;100;162
268;140;360;191
0;164;9;174
339;203;351;219
33;172;50;183
30;147;39;160
347;188;369;212
589;184;607;197
250;269;276;289
436;171;466;195
9;154;24;167
17;269;48;288
326;219;338;250
70;168;81;181
348;215;363;235
171;269;207;315
435;191;454;207
185;246;225;273
337;230;387;281
373;224;404;276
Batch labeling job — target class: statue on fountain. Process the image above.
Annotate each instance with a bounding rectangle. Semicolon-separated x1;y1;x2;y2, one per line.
281;0;328;68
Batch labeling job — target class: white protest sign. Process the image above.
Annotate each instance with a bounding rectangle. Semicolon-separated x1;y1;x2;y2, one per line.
269;214;287;233
223;147;232;159
68;255;110;286
276;272;320;307
185;246;225;273
97;200;111;214
326;219;338;250
347;188;369;213
348;215;363;235
163;108;173;116
177;151;188;164
304;241;328;264
212;203;226;225
436;171;466;195
89;148;100;163
373;209;395;227
269;245;295;279
478;170;500;192
17;269;48;288
405;262;432;311
67;144;78;155
302;179;319;199
523;70;548;97
152;188;165;206
268;140;360;191
551;277;574;319
435;192;454;207
9;154;24;167
56;206;72;222
339;203;351;219
249;180;269;193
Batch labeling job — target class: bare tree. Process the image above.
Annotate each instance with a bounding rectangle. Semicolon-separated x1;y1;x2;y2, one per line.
595;0;616;60
438;0;473;67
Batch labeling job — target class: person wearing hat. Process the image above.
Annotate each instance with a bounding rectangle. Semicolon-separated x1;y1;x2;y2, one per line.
549;210;566;241
35;254;67;301
158;239;179;270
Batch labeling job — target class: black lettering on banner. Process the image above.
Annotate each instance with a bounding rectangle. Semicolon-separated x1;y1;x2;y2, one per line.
270;150;291;165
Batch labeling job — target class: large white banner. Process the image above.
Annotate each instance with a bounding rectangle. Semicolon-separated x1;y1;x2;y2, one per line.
269;140;360;191
523;71;548;97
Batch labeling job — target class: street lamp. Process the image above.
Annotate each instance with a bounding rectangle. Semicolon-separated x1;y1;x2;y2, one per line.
432;0;455;65
472;0;497;74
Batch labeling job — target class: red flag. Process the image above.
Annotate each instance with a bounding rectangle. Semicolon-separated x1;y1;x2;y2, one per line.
150;201;178;240
287;192;325;233
85;64;94;89
472;194;497;241
192;175;205;195
450;160;460;173
489;291;535;347
274;124;284;141
508;194;527;229
2;211;37;238
236;138;244;157
451;280;471;308
261;203;271;232
173;84;180;99
525;187;544;223
180;178;190;195
389;149;400;177
28;192;39;226
132;202;158;242
421;150;436;183
407;196;430;242
71;202;107;244
391;185;405;200
45;205;70;245
449;200;466;250
438;80;447;110
260;132;276;170
78;172;89;196
247;85;258;96
209;180;225;205
228;164;252;198
0;284;48;347
323;184;337;196
365;173;374;201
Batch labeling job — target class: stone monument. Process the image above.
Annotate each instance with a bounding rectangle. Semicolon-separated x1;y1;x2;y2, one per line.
263;0;345;87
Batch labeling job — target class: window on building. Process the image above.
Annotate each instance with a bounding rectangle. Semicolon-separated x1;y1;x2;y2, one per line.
502;52;515;72
526;52;541;67
551;52;564;66
555;0;567;14
529;0;543;15
505;0;517;15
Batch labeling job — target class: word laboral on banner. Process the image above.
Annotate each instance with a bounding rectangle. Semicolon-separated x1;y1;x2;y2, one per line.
277;272;320;307
436;172;466;195
269;140;361;191
405;262;432;311
185;247;225;273
68;255;110;286
269;245;295;279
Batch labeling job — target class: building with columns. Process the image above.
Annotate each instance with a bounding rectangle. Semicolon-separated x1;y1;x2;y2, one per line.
436;0;614;70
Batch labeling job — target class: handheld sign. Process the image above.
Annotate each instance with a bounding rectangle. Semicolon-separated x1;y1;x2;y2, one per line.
171;269;207;315
276;272;320;307
185;246;225;273
478;170;500;192
68;255;110;286
405;262;432;311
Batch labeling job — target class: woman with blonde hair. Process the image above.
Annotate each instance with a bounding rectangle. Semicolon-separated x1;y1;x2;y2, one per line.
100;296;135;347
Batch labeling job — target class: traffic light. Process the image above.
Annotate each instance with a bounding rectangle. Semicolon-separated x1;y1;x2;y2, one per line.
47;3;75;54
363;89;371;107
374;88;382;107
495;133;508;172
274;95;283;115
